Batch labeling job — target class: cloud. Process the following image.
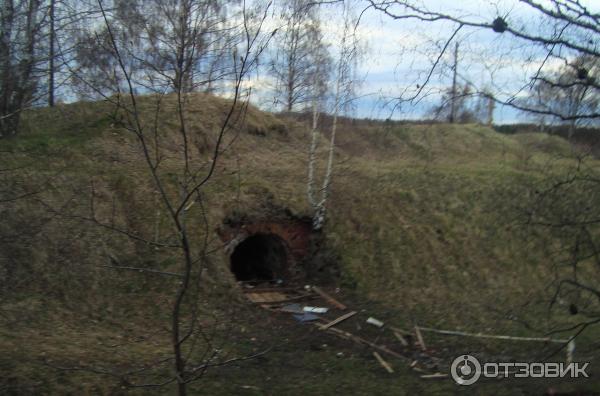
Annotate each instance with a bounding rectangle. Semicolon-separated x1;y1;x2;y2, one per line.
244;0;600;122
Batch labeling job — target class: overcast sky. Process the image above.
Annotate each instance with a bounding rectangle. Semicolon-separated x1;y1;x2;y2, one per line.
250;0;600;124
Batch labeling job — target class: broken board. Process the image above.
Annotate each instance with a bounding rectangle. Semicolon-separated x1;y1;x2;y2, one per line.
245;291;289;303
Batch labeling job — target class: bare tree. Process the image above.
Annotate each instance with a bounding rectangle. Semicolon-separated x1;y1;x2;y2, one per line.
67;1;276;394
72;0;237;99
525;160;600;338
449;41;458;123
48;0;55;106
526;55;600;140
0;0;93;128
368;0;600;124
271;0;329;112
0;0;46;137
430;83;477;123
308;0;362;230
368;0;600;340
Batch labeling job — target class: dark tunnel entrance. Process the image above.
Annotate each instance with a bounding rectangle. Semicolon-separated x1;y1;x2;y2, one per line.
230;234;289;282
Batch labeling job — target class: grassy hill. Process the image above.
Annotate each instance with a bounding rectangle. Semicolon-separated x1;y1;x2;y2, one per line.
1;93;598;395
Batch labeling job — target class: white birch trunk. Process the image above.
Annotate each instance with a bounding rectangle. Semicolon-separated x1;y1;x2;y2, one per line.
307;88;319;210
312;24;347;230
313;74;341;230
307;1;357;231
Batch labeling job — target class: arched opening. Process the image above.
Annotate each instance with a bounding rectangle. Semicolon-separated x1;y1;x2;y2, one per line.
230;233;289;282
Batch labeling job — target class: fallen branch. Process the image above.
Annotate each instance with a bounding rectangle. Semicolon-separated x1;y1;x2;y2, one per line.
373;351;394;373
393;331;409;347
319;311;357;330
311;286;347;310
417;326;569;343
420;373;447;379
418;326;575;363
415;325;427;351
319;325;410;362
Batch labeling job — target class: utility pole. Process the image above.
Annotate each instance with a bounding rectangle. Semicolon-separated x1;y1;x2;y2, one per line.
486;95;495;126
449;42;458;123
49;0;55;107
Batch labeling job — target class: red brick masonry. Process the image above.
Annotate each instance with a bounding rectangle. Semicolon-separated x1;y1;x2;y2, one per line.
217;219;313;279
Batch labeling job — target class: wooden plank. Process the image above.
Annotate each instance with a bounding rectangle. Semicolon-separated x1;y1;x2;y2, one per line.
373;352;394;373
278;305;305;314
249;293;314;304
242;287;299;293
245;291;289;303
415;325;427;351
393;331;408;347
311;286;347;310
319;311;357;330
417;326;569;343
420;373;448;379
272;294;314;303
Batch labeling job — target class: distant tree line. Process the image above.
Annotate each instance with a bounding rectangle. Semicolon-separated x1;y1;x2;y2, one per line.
369;0;600;339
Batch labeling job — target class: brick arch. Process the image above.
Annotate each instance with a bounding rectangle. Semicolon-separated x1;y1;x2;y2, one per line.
218;218;313;282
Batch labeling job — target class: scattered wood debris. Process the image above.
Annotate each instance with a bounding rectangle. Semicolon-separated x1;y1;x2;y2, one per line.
320;325;409;362
373;351;394;373
414;325;427;351
279;304;304;314
410;360;426;373
420;373;447;379
240;385;262;391
311;286;347;310
245;291;289;303
245;291;313;304
242;283;573;382
417;325;570;343
319;311;357;330
393;331;409;347
243;283;446;378
242;286;298;293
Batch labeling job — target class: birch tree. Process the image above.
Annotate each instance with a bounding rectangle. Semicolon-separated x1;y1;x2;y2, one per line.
308;1;361;230
306;24;331;225
271;0;328;112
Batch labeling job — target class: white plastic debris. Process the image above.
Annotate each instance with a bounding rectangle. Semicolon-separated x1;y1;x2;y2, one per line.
366;317;385;328
303;306;328;314
567;339;576;364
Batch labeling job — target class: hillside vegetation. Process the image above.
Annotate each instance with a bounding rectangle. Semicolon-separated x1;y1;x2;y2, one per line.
1;93;598;395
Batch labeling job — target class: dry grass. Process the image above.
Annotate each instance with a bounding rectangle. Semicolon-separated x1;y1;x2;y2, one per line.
1;93;598;394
